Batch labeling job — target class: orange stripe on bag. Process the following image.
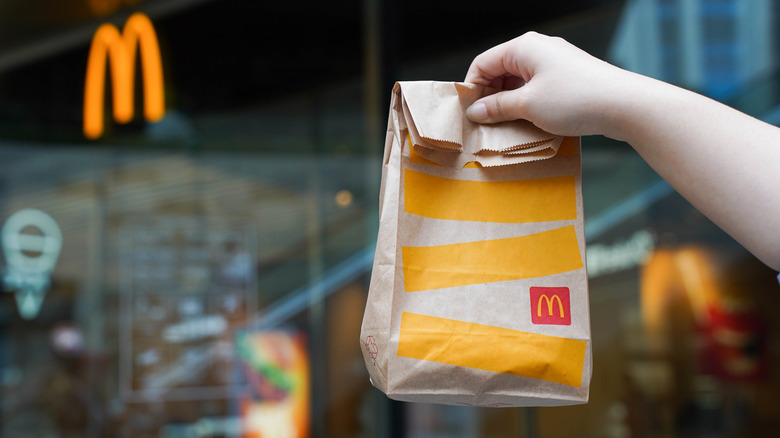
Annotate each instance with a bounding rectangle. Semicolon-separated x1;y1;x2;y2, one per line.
397;312;587;387
404;169;576;223
402;225;583;292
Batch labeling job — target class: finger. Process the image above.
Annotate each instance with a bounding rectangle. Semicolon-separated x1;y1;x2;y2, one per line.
464;40;517;85
465;33;538;85
485;75;525;91
465;88;528;124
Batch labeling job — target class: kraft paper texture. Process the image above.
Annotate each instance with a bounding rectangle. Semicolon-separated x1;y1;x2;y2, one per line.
360;81;591;407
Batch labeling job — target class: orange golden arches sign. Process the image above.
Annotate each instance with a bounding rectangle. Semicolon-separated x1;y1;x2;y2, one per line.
83;12;165;139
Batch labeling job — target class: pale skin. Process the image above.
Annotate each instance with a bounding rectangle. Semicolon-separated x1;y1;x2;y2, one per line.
464;32;780;271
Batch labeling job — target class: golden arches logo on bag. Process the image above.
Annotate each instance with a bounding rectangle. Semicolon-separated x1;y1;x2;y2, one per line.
83;12;165;139
531;287;571;325
538;295;564;317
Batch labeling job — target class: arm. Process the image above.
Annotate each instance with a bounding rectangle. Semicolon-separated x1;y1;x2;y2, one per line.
465;32;780;270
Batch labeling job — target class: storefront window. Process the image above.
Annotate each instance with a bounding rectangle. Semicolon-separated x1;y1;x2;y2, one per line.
1;0;780;436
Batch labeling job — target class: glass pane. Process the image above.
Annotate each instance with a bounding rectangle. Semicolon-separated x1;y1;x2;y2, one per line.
2;0;780;437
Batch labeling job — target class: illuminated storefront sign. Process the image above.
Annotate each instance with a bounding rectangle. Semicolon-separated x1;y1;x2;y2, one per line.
83;12;165;139
1;209;63;320
586;229;655;278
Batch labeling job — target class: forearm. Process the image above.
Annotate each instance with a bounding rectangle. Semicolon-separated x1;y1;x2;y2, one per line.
608;72;780;270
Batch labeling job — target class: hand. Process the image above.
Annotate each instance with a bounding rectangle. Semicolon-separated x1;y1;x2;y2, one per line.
464;33;780;271
464;32;635;140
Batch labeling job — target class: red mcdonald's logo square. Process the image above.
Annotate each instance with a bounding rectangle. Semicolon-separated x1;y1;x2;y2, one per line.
530;287;571;325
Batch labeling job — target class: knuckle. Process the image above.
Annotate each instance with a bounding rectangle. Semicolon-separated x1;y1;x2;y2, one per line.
521;30;540;39
489;92;524;122
494;94;507;120
519;31;543;45
549;35;567;46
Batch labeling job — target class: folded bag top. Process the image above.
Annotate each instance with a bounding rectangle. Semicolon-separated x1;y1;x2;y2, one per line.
398;81;564;168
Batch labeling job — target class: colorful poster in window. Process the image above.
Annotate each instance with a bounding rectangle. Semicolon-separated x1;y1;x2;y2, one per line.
236;330;309;438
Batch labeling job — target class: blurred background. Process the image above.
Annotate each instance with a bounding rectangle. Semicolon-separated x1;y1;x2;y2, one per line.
1;0;780;436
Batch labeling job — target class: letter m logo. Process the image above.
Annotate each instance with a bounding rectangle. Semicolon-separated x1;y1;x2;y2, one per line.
530;287;571;325
83;13;165;139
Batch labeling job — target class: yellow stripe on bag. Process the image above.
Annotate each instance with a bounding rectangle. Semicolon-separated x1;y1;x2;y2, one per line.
404;169;576;223
402;225;582;292
398;312;586;387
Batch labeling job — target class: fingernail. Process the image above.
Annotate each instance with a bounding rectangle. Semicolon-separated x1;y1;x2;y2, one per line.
466;102;488;121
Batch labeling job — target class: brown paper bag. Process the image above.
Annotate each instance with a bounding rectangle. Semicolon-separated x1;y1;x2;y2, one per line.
360;81;591;407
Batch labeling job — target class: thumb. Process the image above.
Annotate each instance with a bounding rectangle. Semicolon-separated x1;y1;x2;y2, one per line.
465;89;527;124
